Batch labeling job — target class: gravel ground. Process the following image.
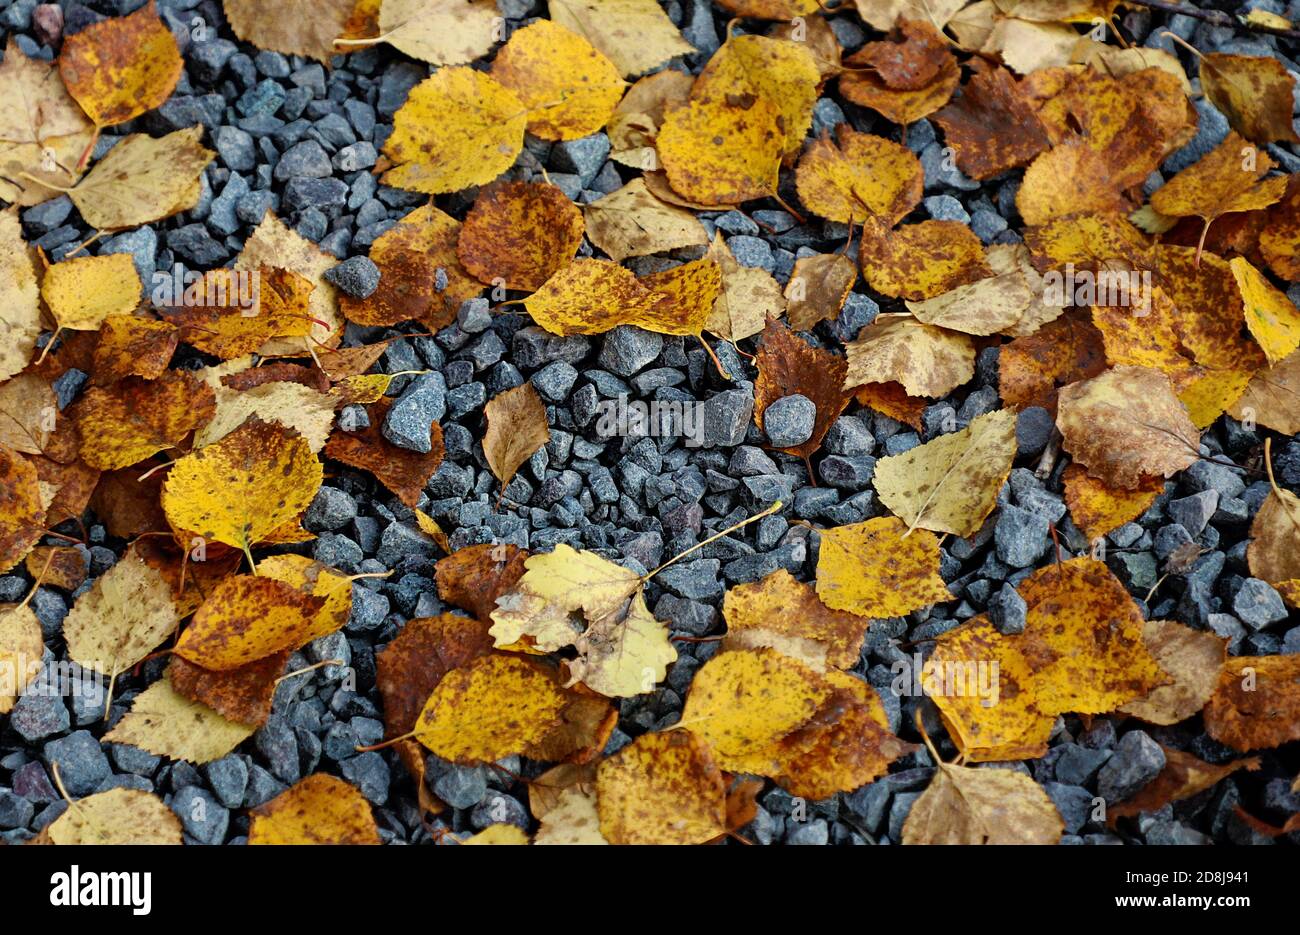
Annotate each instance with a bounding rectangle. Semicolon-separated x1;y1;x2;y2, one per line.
1;0;1299;846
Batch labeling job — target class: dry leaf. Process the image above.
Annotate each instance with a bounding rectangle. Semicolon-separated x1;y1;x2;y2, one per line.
584;177;708;263
903;760;1064;844
70;126;214;230
784;252;856;332
1118;619;1226;726
58;1;181;126
815;516;952;617
224;0;355;63
249;774;380;844
1204;654;1300;751
595;730;726;845
104;678;255;764
753;318;849;459
324;398;444;508
795;126;923;225
1201;53;1300;146
483;382;551;500
549;0;694;77
844;314;975;398
47;788;182;845
459;180;584;291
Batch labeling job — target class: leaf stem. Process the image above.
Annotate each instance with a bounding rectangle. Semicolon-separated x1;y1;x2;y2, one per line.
643;499;783;582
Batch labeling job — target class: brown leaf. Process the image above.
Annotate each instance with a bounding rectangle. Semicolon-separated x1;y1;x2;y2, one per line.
458;180;585;291
0;446;46;573
783;252;856;332
998;308;1107;414
482;382;551;501
753;318;850;459
323;398;444;508
1201;53;1300;146
167;652;288;729
1204;654;1300;751
932;65;1051;180
435;542;530;621
1108;747;1260;822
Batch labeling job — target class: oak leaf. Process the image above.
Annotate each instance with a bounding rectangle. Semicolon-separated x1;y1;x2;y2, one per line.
872;408;1017;538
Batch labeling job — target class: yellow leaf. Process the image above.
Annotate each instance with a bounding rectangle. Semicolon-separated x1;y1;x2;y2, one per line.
583;177;708;263
1230;255;1300;364
104;678;255;764
524;258;659;335
0;446;44;573
657;94;783;205
174;574;325;671
161;418;323;553
1201;52;1300;145
1062;462;1164;541
816;516;952;618
0;603;41;714
595;730;725;845
413;654;568;763
844;314;975;397
722;568;871;670
860;218;989;300
903;760;1064;844
693;34;820;156
795;126;923;224
1150;131;1287;226
462;824;530;844
58;1;181;126
549;0;695;77
483;382;551;498
256;554;355;646
41;253;141;331
368;0;497;65
534;785;608;845
1056;365;1199;489
47;788;182;845
0;36;94;145
704;232;784;341
489;543;676;697
69;126;215;230
72;371;217;470
492;20;625;141
681;647;831;771
1228;348;1300;434
635;257;723;337
63;547;179;681
458;180;584;291
382;66;525;195
872;408;1017;537
249;774;380;844
0;207;41;382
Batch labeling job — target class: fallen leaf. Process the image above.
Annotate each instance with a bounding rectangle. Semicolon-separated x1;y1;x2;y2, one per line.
0;207;40;382
606;69;693;169
693;34;820;156
595;730;726;845
635;257;723;337
722;568;871;670
62;547;178;684
462;824;529;844
323;398;444;508
1228;347;1300;434
1230;255;1300;364
162;418;323;553
843;314;975;397
584;177;708;263
795;126;923;224
413;654;568;763
0;447;48;572
196;381;336;453
524;258;659;336
783;252;856;331
534;785;608;845
69;126;214;230
58;1;182;126
41;253;141;332
459;180;584;290
0;373;67;458
1056;365;1199;489
173;574;326;671
1017;142;1132;227
1204;654;1300;751
249;774;380;844
1062;462;1164;540
435;543;530;621
1248;468;1300;595
47;788;182;845
167;652;286;729
860;218;989;300
1108;747;1260;821
1149;132;1288;243
90;314;177;385
853;381;927;429
223;0;355;63
657;93;783;205
1118;619;1226;726
382;67;526;195
362;0;496;66
872;408;1017;537
998;309;1107;413
234;213;340;357
490;544;677;697
855;0;967;31
73;371;216;470
483;382;551;501
753;318;849;459
815;516;953;616
491;20;625;141
549;0;695;77
704;232;784;341
104;678;255;763
0;603;42;714
903;760;1064;844
1200;52;1300;145
257;554;354;645
907;266;1035;336
840;22;960;125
